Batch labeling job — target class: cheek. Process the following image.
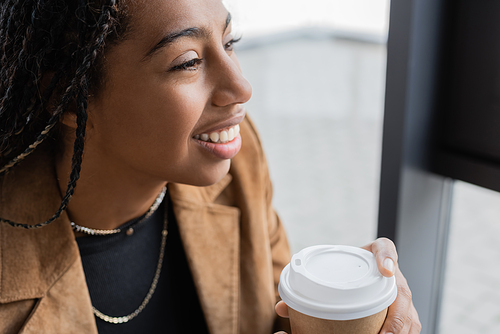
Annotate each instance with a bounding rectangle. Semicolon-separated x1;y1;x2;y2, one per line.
110;77;200;125
89;82;206;161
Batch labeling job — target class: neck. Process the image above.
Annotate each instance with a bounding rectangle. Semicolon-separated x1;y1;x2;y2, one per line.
55;141;167;232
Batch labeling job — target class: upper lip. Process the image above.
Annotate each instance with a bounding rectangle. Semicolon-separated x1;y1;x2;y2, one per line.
193;107;246;136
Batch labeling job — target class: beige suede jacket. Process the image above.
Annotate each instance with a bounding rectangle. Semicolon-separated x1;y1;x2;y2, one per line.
0;117;291;334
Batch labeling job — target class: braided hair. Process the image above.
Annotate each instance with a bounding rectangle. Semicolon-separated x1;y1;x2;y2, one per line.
0;0;129;229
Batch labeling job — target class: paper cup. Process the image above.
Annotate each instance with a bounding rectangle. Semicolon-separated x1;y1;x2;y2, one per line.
278;245;397;334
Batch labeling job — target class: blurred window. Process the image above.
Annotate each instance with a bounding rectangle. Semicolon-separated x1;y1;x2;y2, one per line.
439;181;500;334
226;0;389;252
226;1;500;333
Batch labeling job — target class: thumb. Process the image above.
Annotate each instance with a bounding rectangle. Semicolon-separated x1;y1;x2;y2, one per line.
275;301;289;318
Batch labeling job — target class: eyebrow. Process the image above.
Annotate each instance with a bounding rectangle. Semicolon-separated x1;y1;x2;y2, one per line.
143;12;232;61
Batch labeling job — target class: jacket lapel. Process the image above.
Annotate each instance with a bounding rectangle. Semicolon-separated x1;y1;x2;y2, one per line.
170;174;241;334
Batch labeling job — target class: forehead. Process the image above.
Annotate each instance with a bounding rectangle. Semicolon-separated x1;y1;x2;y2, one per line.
127;0;228;38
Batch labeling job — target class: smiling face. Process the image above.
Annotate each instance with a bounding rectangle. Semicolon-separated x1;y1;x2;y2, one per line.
81;0;252;187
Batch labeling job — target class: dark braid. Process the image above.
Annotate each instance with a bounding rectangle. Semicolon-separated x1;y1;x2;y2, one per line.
0;0;130;229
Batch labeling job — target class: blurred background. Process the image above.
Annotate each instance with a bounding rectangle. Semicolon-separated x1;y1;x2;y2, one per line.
223;0;500;333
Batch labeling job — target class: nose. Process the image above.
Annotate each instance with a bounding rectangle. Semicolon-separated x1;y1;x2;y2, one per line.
211;53;252;107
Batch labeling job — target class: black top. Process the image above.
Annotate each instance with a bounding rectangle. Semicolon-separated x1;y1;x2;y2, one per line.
76;190;209;334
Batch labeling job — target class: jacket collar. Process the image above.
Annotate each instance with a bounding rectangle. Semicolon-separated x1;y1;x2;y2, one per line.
0;146;240;334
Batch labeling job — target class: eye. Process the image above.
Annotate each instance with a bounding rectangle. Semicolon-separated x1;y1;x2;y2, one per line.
169;58;203;72
224;36;241;52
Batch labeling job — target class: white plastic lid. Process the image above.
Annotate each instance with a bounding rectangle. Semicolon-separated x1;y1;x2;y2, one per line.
278;245;397;320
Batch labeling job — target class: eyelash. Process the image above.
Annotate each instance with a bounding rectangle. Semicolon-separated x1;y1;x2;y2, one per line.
225;36;242;51
169;37;242;72
169;58;204;72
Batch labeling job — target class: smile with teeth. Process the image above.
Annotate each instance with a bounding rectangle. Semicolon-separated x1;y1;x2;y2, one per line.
194;124;240;144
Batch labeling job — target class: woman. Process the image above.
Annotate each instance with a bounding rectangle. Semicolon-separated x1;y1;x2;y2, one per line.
0;0;420;333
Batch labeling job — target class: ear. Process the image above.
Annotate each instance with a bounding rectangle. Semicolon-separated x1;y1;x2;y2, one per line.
59;107;78;129
40;72;93;131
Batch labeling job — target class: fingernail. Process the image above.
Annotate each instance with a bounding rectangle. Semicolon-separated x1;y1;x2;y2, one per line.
384;258;395;274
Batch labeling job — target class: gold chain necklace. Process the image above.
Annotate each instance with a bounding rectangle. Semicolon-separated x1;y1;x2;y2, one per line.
93;217;168;324
72;186;168;324
70;187;167;236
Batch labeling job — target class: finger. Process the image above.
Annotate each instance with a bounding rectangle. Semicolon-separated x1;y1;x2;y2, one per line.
275;301;289;318
408;304;422;334
380;270;413;334
399;314;411;334
390;303;421;334
400;308;414;334
363;237;398;277
399;305;420;334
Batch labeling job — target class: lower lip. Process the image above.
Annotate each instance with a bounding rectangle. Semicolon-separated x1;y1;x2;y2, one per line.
195;134;242;160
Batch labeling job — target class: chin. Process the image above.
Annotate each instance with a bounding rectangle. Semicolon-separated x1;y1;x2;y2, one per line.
177;160;232;187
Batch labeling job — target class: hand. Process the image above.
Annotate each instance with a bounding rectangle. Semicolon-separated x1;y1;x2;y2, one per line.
274;238;421;334
362;238;421;334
